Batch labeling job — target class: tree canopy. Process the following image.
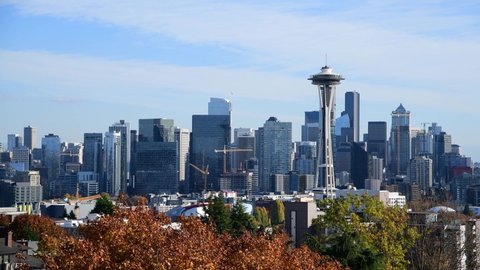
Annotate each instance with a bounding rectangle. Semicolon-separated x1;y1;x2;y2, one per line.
38;208;347;270
91;194;114;215
8;214;65;241
306;194;418;270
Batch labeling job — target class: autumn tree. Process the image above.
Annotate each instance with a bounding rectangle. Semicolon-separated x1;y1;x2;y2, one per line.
38;208;348;270
8;214;65;241
91;194;114;215
306;194;418;270
253;206;270;228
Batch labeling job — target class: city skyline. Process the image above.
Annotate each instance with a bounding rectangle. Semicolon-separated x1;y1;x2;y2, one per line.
1;1;479;160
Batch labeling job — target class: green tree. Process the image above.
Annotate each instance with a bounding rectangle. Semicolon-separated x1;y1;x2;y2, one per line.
463;204;473;216
91;194;114;215
67;210;77;220
253;207;270;228
205;195;231;234
230;202;255;236
306;194;418;270
270;200;285;226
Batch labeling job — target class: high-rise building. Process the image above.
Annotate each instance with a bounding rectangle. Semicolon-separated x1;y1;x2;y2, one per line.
345;91;360;142
23;126;37;150
109;120;130;193
301;111;320;142
41;134;61;198
138;118;174;142
309;66;344;197
369;155;384;181
433;131;452;184
83;133;103;174
104;131;122;196
409;155;433;193
208;97;232;116
12;147;30;171
351;142;368;189
367;121;387;164
294;141;316;175
233;128;255;172
134;141;178;195
389;104;410;177
174;127;190;186
7;134;23;150
190;115;231;192
256;117;292;192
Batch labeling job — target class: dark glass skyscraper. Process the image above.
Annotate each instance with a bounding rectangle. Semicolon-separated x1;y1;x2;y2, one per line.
134;141;178;194
83;133;103;174
345;91;360;142
190;115;231;192
367;121;387;165
433;132;452;184
301;111;320;142
389;104;410;177
138;118;174;142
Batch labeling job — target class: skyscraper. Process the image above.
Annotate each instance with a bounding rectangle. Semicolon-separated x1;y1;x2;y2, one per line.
134;141;178;195
409;155;433;193
190;115;231;192
389;104;410;177
83;133;103;174
23;126;37;150
309;66;344;197
256;117;292;192
351;142;368;189
109;120;130;193
345;91;360;142
301;111;320;142
367;121;387;165
208;97;232;116
174;127;190;188
104;131;122;196
41;134;61;198
138;118;174;142
7;134;22;151
433;131;452;184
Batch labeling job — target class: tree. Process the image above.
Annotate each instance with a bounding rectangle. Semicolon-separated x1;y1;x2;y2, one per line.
463;204;473;216
38;208;348;269
91;194;114;215
8;214;65;241
306;194;418;270
205;195;231;234
67;210;77;220
253;206;270;228
230;202;255;236
270;200;285;226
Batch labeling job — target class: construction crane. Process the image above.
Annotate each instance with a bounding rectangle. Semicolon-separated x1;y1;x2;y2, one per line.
421;122;431;132
190;163;209;193
214;145;253;174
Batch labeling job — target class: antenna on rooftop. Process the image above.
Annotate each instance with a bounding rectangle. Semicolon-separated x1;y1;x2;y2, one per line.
325;53;328;66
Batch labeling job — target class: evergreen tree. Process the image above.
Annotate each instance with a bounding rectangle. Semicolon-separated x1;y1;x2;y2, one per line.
230;202;255;236
91;194;114;215
270;200;285;226
68;210;77;220
205;195;231;234
463;204;473;216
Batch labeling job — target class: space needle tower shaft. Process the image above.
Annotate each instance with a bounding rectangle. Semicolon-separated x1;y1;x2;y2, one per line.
308;66;344;199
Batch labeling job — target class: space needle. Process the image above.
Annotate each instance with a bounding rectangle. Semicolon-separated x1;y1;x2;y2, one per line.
308;65;344;199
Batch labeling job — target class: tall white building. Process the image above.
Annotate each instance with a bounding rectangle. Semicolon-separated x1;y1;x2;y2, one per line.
109;120;130;193
174;127;190;184
256;117;292;192
104;131;122;196
409;155;433;193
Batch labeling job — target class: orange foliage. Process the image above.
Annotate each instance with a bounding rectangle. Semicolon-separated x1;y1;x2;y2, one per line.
39;209;346;270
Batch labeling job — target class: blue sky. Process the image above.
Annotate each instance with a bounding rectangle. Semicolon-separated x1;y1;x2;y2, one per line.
1;1;479;160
